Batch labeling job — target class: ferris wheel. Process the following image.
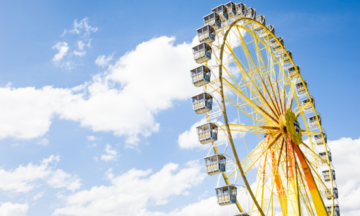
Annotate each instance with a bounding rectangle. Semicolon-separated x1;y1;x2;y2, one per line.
190;2;339;216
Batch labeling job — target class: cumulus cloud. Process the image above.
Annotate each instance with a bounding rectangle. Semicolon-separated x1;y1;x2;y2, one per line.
53;160;206;216
95;54;113;67
0;155;81;193
0;36;199;146
52;42;69;62
101;144;117;161
0;202;28;216
327;137;360;215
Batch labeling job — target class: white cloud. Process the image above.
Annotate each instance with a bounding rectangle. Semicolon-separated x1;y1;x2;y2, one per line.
77;41;85;50
73;50;86;57
70;18;98;37
52;42;69;62
87;135;99;141
60;30;67;37
0;36;199;146
37;138;49;146
95;54;113;67
33;192;44;200
327;137;360;215
0;86;80;139
47;169;81;191
0;155;81;193
101;144;117;161
0;202;28;216
53;160;206;216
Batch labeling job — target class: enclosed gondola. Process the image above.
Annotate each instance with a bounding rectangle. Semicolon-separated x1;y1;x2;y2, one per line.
319;151;332;163
323;169;336;181
191;65;211;87
254;15;266;31
308;112;321;128
270;37;284;53
302;96;315;111
283;50;293;64
192;43;212;64
203;12;221;30
326;204;340;216
215;185;237;206
197;25;216;44
197;123;218;144
192;93;213;114
260;25;276;40
245;7;256;19
204;154;226;175
235;3;247;18
314;130;327;145
288;65;300;79
296;80;308;95
326;188;339;200
212;5;228;22
225;2;237;19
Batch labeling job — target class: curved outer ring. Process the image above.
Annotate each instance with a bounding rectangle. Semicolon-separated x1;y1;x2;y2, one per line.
216;17;334;215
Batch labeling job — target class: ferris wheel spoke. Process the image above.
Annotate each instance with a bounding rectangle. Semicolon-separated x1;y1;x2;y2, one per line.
227;123;280;134
275;75;285;114
223;77;279;125
223;41;268;110
221;93;264;126
265;73;283;115
300;142;328;164
239;133;282;175
233;27;281;117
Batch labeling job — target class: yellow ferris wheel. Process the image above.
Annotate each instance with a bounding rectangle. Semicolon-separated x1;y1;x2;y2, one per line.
190;2;339;216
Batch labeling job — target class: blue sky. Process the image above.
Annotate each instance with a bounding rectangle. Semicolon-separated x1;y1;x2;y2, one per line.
0;0;359;215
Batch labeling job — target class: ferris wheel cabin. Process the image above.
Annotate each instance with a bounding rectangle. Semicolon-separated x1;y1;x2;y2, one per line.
215;185;237;206
314;130;327;145
326;205;340;216
197;25;215;44
308;112;322;128
192;43;212;64
253;15;266;31
270;37;284;53
197;123;218;144
296;80;308;95
245;7;256;19
191;65;211;87
203;12;221;30
322;169;336;182
319;151;332;163
302;96;315;111
234;214;250;216
225;2;237;19
192;93;213;114
288;65;301;79
283;50;293;64
235;3;247;18
204;154;226;175
260;25;276;40
326;187;339;200
212;5;228;22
